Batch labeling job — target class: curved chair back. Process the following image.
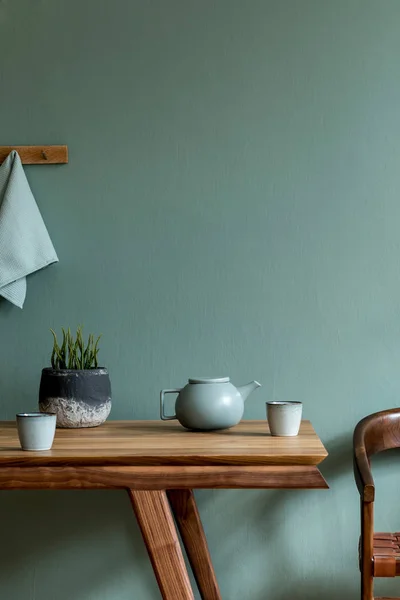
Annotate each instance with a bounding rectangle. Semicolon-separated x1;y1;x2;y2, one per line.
353;408;400;599
354;408;400;503
355;408;400;457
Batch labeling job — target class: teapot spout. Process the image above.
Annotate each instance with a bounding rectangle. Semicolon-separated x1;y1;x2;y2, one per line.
237;380;261;402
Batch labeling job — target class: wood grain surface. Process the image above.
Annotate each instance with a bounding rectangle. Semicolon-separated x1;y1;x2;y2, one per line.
354;408;400;502
0;465;328;490
168;489;222;600
0;145;68;164
0;420;327;467
129;489;194;600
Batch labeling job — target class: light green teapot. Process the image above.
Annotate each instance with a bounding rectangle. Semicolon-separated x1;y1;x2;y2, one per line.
160;377;261;431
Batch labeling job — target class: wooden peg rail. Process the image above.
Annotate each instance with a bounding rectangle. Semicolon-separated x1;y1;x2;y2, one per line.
0;145;68;165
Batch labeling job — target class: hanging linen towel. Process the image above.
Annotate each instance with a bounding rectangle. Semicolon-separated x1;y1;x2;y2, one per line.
0;150;58;308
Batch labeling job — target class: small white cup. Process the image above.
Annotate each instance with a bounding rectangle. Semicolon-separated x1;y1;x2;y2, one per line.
266;401;303;436
16;413;57;451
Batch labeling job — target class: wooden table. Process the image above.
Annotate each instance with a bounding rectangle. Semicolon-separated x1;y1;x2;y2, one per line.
0;419;328;599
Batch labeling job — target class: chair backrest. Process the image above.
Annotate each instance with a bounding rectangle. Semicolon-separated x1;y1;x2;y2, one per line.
355;409;400;595
354;408;400;459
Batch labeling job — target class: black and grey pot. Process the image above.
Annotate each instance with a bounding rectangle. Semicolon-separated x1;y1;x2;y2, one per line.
39;368;112;428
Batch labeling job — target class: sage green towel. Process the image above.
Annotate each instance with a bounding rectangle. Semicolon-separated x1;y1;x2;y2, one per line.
0;151;58;308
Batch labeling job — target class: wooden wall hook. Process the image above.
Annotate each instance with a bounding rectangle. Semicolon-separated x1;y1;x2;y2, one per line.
0;145;68;165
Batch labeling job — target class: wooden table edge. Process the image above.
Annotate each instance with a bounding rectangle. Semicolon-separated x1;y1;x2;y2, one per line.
0;451;328;468
0;419;328;468
0;464;329;490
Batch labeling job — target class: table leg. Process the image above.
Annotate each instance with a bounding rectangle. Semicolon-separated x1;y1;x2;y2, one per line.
168;489;222;600
128;489;194;600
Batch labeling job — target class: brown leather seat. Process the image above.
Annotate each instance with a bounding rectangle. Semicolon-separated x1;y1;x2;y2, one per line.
372;533;400;578
354;408;400;599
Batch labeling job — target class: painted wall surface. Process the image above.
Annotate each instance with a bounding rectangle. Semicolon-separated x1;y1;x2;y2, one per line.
1;1;400;598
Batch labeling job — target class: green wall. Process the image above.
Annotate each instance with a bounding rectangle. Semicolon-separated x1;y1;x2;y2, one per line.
1;1;400;598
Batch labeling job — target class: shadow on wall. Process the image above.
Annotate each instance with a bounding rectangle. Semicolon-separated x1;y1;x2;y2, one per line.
322;432;353;482
269;581;356;600
194;432;357;599
0;297;20;319
0;489;159;600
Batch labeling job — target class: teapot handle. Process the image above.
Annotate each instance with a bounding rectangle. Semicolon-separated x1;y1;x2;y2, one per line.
160;388;181;420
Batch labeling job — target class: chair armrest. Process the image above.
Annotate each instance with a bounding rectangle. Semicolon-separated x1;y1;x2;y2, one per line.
353;432;375;502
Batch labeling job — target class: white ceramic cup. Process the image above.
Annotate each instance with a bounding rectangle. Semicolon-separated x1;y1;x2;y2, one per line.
16;413;57;451
266;401;303;436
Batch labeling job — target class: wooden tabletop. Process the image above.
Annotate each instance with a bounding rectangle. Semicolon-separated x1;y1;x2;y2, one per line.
0;420;327;467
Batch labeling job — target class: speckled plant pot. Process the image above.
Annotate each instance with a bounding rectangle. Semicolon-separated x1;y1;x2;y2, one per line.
39;368;112;428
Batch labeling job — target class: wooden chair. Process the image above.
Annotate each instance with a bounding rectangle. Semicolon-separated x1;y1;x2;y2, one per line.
354;408;400;600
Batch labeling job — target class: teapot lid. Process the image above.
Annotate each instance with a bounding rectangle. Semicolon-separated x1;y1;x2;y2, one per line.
188;377;230;384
